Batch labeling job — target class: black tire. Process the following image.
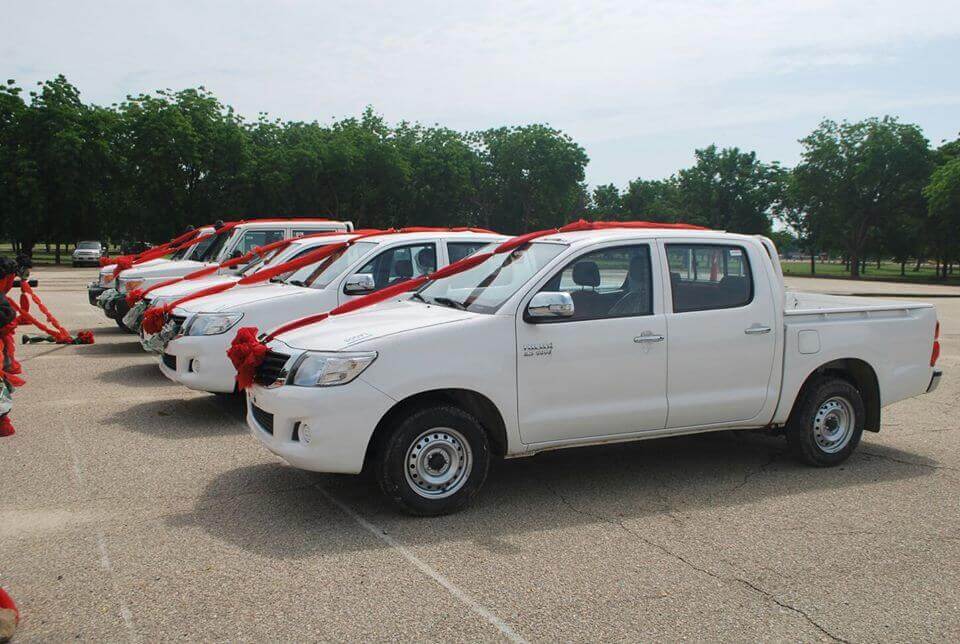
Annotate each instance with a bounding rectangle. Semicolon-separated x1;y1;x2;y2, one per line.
786;376;864;466
375;404;490;516
72;261;78;268
115;317;133;333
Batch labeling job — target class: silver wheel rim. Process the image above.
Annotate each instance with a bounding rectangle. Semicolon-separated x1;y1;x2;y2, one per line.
813;396;855;453
404;427;472;499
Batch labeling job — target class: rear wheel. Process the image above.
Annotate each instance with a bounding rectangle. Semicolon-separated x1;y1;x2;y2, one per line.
376;405;490;516
786;377;864;466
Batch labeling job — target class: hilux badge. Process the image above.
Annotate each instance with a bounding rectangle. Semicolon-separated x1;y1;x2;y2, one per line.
522;343;553;357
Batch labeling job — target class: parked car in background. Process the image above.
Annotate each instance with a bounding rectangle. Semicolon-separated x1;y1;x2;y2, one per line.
244;229;942;515
160;230;505;393
72;241;105;267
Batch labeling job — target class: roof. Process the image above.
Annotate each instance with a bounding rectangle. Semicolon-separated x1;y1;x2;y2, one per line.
535;227;758;246
285;230;504;248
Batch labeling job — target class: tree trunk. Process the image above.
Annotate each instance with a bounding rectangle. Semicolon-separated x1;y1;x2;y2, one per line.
900;261;906;276
810;250;816;275
876;257;881;269
55;243;61;265
849;251;860;278
914;257;922;272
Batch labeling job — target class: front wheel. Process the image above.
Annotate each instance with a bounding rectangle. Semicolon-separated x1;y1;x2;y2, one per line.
376;405;490;516
786;377;864;466
115;317;133;333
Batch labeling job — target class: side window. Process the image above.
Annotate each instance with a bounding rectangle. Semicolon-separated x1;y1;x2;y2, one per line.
447;241;488;264
236;229;285;255
293;229;323;238
665;244;753;312
535;244;653;321
354;243;437;291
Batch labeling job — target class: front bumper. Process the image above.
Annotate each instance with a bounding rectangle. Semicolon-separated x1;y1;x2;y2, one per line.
927;369;943;394
159;333;237;393
88;283;107;306
245;380;395;474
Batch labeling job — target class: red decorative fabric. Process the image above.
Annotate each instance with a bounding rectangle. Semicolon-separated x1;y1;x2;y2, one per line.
110;257;134;280
0;415;14;436
141;307;167;334
0;586;18;623
227;327;269;390
76;330;95;345
125;288;145;307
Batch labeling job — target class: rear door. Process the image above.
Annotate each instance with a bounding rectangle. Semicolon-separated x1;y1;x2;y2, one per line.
516;242;668;444
661;240;777;428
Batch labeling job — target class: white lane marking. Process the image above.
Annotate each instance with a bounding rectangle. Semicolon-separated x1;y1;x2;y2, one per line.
62;423;140;642
314;485;528;644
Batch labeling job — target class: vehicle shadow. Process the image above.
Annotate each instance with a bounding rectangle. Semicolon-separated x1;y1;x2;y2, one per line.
104;394;246;439
78;341;147;356
167;431;940;560
97;362;173;387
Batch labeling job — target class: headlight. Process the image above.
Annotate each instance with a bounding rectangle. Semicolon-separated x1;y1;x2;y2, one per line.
185;313;243;336
289;351;377;387
149;296;172;308
118;279;143;293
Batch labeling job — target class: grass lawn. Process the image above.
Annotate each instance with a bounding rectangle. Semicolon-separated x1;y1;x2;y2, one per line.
781;260;960;286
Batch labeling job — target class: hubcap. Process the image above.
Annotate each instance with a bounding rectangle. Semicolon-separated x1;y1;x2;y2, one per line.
813;396;855;453
404;428;472;499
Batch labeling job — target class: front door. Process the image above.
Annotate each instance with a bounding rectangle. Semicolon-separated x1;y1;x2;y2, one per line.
662;241;776;428
516;242;668;444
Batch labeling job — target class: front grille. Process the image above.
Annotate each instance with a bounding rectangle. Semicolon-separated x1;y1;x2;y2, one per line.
251;404;274;434
161;353;177;370
255;350;291;386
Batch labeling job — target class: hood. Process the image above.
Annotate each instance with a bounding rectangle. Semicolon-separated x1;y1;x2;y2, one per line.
147;275;238;300
272;299;475;352
120;259;207;280
176;282;308;313
99;258;168;278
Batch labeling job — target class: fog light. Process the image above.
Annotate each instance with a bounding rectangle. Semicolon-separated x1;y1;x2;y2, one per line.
190;359;200;373
300;423;312;444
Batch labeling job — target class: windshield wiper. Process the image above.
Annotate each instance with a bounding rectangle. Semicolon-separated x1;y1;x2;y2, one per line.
431;296;467;310
287;279;306;287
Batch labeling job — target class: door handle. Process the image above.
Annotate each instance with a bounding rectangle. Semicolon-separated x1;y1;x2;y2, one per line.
634;333;664;343
744;325;772;335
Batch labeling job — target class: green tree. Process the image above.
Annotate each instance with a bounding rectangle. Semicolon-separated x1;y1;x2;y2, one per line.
923;156;960;279
793;118;932;278
622;177;682;221
676;145;784;233
590;183;623;216
474;125;588;233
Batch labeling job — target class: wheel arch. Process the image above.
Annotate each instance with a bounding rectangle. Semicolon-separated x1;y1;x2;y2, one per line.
791;358;881;432
363;388;509;469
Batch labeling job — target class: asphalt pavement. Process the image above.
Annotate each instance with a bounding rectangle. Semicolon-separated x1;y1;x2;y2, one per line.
1;267;957;642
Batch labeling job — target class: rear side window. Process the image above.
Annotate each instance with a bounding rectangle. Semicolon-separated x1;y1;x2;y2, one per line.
236;229;285;255
666;244;753;312
447;241;488;264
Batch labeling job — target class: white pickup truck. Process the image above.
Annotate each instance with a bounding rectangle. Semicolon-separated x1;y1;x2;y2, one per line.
160;230;505;393
243;228;942;516
98;219;353;330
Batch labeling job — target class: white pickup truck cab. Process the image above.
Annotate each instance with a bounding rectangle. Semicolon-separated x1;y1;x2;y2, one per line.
244;228;942;516
160;230;506;394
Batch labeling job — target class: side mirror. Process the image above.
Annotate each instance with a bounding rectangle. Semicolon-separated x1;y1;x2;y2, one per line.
343;273;376;295
230;250;243;259
527;291;574;319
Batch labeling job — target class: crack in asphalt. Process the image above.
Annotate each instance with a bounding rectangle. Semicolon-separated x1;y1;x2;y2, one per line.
545;484;852;643
727;449;783;494
859;450;959;477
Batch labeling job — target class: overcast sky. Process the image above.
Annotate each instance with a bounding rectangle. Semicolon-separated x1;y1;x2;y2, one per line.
5;0;959;187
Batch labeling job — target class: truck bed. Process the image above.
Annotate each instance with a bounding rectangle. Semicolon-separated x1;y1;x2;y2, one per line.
784;290;934;316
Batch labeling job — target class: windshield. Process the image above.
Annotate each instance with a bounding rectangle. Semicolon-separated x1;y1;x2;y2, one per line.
200;230;237;262
186;234;217;261
77;241;100;250
283;242;377;288
416;242;566;314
